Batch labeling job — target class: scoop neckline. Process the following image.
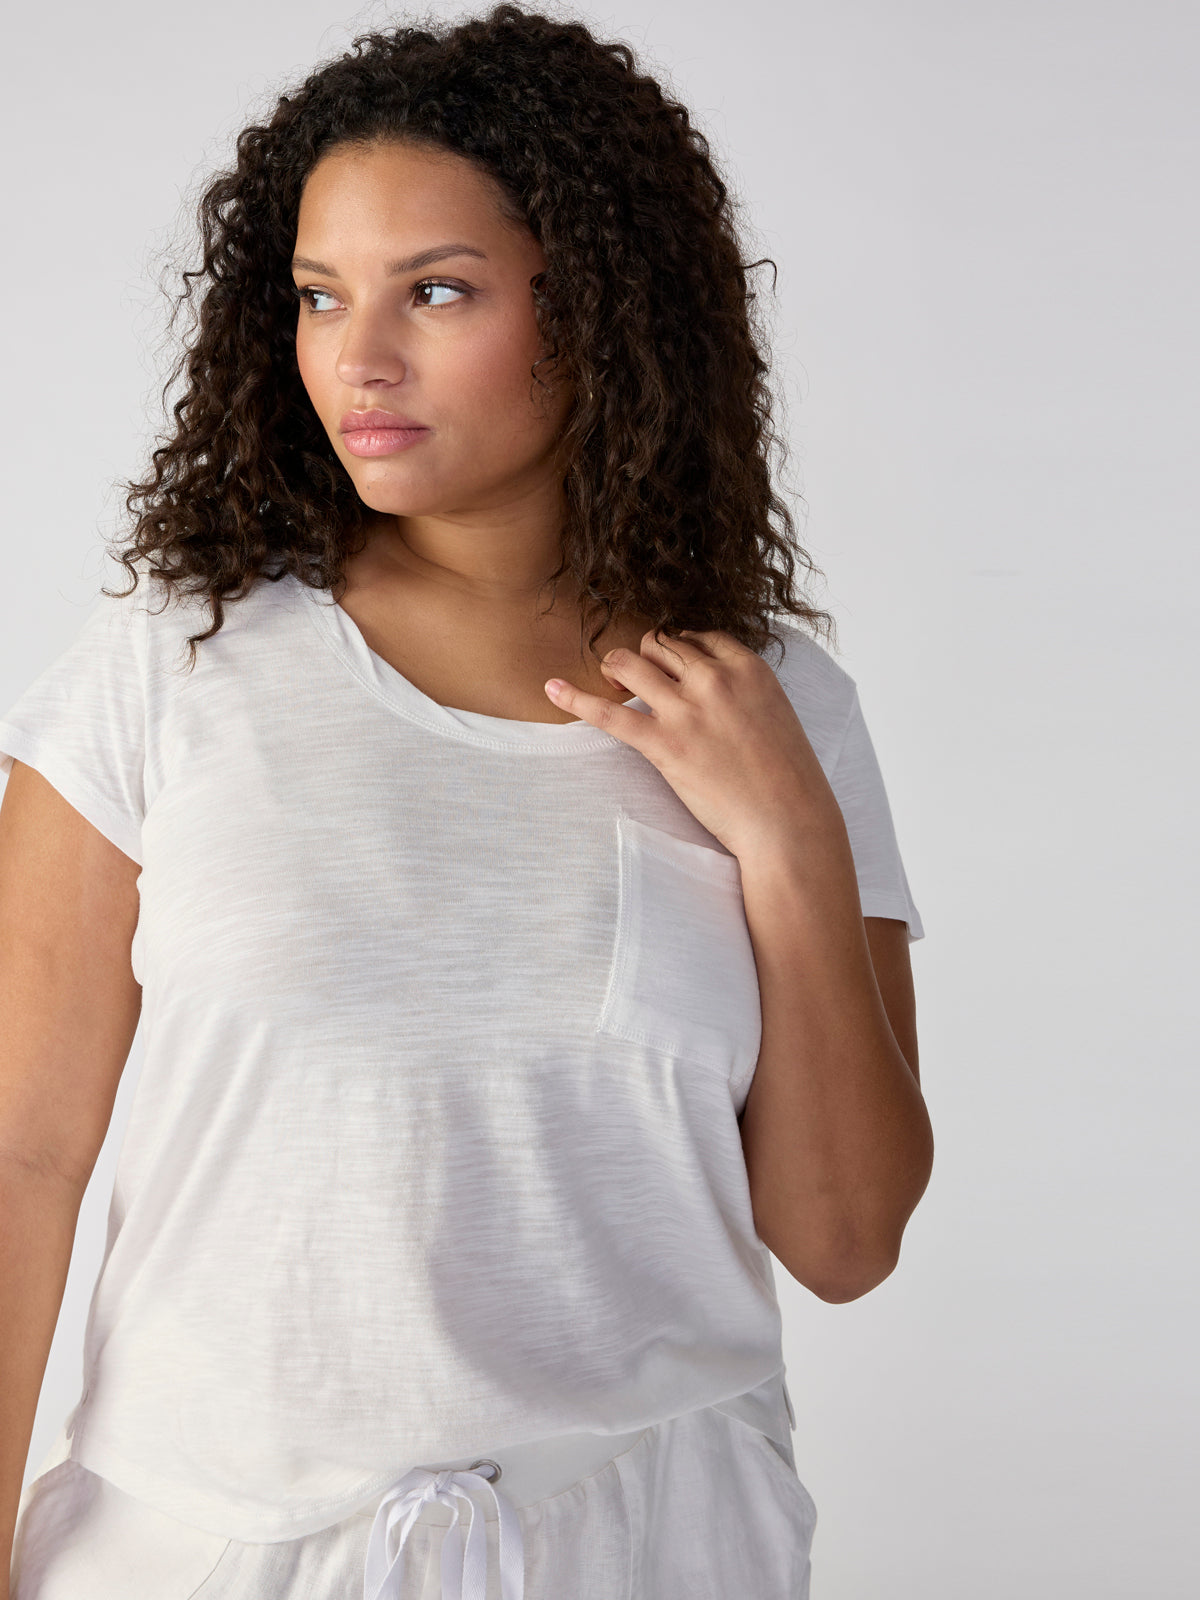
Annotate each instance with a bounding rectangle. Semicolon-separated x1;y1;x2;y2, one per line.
292;573;648;752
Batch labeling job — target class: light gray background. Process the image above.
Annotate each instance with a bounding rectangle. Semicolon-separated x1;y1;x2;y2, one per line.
2;2;1195;1595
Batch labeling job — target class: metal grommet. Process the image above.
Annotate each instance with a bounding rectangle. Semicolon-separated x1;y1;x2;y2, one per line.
468;1458;502;1482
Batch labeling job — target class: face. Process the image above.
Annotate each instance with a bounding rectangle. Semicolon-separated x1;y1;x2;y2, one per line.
291;139;573;523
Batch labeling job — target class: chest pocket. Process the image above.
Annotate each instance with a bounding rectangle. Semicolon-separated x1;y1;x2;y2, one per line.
597;815;763;1089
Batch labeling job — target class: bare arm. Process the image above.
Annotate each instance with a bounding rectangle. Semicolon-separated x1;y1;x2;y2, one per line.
0;759;142;1592
737;815;934;1302
863;915;920;1086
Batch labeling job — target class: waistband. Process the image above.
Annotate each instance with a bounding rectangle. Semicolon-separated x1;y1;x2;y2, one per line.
360;1422;647;1600
360;1368;794;1600
355;1419;648;1522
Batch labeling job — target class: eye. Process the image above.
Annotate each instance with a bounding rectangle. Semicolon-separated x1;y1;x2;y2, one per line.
413;279;468;308
295;286;339;313
293;280;468;314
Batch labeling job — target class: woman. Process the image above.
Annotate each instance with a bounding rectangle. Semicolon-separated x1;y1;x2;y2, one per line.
0;6;933;1597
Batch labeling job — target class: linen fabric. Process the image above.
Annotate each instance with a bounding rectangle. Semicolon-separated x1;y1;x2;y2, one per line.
12;1402;818;1600
0;565;923;1542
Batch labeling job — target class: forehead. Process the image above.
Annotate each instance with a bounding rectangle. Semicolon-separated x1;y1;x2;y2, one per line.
297;141;519;239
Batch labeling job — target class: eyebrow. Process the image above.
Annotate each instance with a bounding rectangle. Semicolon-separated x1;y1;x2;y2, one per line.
290;244;489;276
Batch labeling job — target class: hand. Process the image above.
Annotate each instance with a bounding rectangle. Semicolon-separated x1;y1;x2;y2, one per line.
545;627;845;862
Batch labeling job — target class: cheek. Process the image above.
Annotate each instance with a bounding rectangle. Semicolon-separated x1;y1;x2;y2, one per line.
294;326;324;405
461;333;558;436
457;334;525;394
457;306;543;391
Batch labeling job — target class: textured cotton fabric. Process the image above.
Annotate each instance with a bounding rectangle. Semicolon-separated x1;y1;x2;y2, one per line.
0;565;923;1543
12;1402;818;1600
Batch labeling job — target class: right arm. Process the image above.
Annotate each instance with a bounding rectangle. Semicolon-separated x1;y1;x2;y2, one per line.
0;759;141;1595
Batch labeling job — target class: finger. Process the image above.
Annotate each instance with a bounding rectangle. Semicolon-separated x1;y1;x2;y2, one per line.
676;627;747;660
637;628;710;675
598;642;675;702
544;677;655;749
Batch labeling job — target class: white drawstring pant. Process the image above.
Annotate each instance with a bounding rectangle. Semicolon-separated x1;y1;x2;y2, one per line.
11;1400;817;1600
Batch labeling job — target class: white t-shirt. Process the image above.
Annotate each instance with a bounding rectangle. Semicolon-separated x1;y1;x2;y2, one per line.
0;565;924;1541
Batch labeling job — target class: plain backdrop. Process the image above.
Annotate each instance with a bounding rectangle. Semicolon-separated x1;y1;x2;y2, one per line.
2;2;1195;1595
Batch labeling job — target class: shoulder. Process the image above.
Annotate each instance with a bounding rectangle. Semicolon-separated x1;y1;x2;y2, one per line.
758;617;857;776
105;563;296;678
763;615;854;694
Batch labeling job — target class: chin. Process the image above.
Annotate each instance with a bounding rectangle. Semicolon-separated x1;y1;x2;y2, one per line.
345;472;438;517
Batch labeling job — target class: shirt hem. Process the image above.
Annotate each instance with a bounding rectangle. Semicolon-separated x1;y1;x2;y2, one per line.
69;1433;413;1541
63;1363;795;1543
0;724;144;866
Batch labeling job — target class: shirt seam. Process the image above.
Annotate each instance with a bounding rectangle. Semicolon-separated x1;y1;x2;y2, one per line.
297;585;625;756
824;683;861;790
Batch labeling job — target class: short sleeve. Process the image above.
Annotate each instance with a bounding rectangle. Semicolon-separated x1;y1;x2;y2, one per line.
0;586;148;866
827;686;925;943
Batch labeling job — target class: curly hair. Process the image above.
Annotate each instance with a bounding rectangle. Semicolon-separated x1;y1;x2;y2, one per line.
107;2;835;671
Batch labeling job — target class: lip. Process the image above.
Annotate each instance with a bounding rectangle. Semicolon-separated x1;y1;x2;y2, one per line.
341;428;430;458
339;409;428;432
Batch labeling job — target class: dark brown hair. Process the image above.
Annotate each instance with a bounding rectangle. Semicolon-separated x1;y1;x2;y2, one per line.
107;2;835;669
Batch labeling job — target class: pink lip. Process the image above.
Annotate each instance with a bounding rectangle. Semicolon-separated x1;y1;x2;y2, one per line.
339;409;427;431
341;427;430;458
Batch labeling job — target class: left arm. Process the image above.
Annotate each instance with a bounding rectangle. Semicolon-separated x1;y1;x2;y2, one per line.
736;819;932;1301
544;625;934;1303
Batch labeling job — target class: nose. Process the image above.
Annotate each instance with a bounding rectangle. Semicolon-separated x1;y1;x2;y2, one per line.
333;301;410;390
